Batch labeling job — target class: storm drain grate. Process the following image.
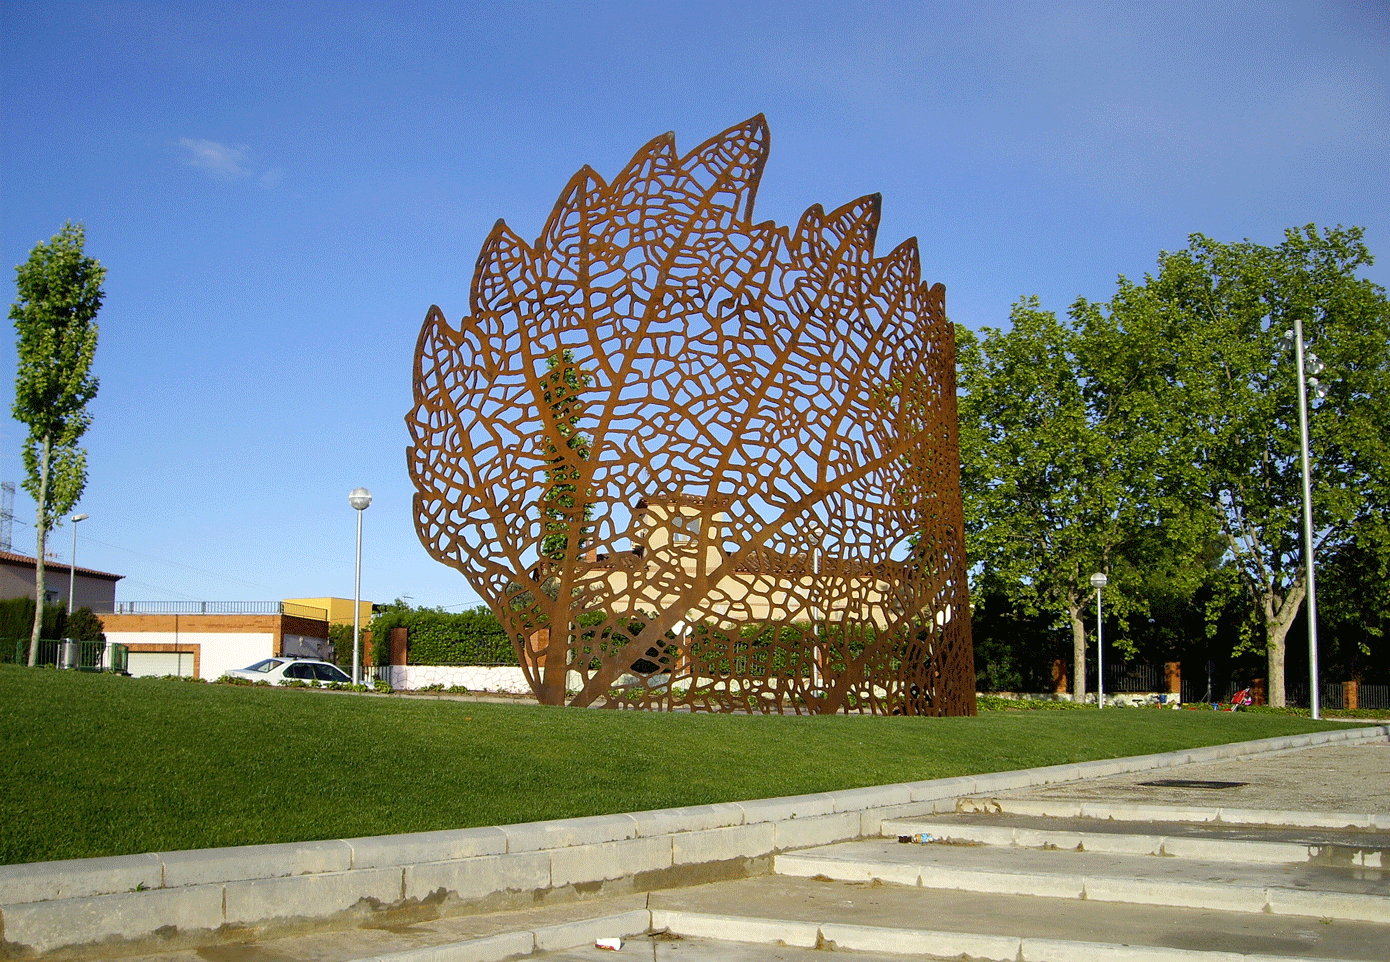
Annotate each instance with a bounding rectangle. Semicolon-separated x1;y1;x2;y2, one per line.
1138;779;1248;790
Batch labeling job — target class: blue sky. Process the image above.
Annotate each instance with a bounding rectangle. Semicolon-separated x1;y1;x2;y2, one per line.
2;0;1387;610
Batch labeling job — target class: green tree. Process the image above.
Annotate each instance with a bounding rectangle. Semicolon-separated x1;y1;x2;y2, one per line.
539;351;592;561
958;298;1147;702
1318;525;1390;683
9;222;104;666
65;606;105;643
1078;226;1390;705
328;622;355;668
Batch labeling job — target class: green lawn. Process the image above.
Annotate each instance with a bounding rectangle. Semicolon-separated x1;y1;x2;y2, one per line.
0;665;1363;865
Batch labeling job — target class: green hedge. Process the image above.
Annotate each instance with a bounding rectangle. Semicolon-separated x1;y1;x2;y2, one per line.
369;606;517;666
0;598;73;662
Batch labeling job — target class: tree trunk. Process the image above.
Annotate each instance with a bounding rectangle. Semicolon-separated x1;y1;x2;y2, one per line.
1067;591;1087;704
1261;582;1305;709
28;435;51;667
1266;637;1286;707
538;623;568;706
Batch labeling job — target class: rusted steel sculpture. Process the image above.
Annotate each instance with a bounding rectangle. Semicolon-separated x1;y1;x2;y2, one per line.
408;116;974;714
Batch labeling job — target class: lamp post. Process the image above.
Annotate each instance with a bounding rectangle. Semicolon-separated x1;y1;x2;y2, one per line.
1090;572;1108;708
68;513;89;615
1284;321;1327;720
349;488;372;685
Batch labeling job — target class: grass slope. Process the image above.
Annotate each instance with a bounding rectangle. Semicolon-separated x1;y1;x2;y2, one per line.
0;665;1355;865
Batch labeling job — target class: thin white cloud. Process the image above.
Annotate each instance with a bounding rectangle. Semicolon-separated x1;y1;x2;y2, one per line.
178;138;251;179
178;138;281;188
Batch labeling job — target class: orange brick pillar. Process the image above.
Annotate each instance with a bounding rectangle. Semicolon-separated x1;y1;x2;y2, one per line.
1164;661;1181;695
1251;678;1267;706
1052;659;1069;695
1343;681;1358;711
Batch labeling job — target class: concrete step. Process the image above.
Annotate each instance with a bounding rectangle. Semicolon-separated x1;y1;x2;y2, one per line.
623;875;1390;962
774;839;1390;923
882;813;1390;867
959;796;1390;832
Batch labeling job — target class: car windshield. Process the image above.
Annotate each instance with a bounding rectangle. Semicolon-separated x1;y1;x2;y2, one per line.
244;659;282;673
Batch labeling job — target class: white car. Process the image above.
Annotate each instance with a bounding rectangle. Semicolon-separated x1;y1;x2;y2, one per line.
224;657;352;685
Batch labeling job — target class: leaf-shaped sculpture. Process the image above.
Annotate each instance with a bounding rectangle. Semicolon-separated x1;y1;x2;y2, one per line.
408;116;974;714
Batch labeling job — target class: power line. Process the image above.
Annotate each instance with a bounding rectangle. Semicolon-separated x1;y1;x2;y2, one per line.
7;513;275;593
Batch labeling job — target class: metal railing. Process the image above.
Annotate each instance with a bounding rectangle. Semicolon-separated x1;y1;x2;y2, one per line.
4;638;121;670
1287;682;1390;711
1084;662;1167;694
102;601;328;620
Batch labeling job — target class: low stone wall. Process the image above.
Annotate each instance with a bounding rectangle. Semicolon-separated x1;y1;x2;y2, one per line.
2;725;1384;959
983;691;1182;707
383;664;533;694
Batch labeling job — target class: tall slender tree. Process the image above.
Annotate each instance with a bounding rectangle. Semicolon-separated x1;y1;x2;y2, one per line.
957;298;1141;702
10;223;104;665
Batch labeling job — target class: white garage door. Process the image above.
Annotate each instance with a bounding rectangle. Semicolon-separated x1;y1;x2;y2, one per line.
128;651;196;678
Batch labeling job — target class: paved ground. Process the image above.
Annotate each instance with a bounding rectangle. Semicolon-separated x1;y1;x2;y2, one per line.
997;738;1390;814
118;734;1390;962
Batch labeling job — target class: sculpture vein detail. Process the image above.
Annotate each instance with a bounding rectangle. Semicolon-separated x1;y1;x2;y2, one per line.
408;115;974;714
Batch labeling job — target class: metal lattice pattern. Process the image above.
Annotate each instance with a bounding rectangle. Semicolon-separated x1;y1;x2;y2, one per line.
408;116;974;714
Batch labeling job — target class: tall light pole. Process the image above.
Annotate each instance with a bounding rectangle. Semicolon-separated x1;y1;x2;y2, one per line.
349;488;372;685
68;513;89;615
1090;572;1108;708
1285;321;1326;720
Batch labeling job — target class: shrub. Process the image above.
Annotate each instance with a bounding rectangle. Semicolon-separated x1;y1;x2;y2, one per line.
977;694;1088;711
367;604;516;666
328;623;356;668
0;598;68;661
66;607;105;643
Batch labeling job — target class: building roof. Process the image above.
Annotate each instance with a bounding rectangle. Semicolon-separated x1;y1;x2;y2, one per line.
0;550;125;582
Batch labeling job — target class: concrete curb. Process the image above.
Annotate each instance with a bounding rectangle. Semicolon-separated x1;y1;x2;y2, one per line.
2;724;1385;958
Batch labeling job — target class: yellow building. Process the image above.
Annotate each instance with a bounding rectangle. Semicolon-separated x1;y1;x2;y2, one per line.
571;495;935;631
284;597;374;628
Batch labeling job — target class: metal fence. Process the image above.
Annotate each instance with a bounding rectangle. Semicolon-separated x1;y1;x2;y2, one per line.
102;601;328;620
4;638;121;670
1084;662;1168;694
1286;682;1390;711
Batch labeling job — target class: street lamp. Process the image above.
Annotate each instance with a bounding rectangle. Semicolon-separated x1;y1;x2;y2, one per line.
1282;322;1327;719
68;513;89;615
349;488;372;685
1090;572;1108;708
